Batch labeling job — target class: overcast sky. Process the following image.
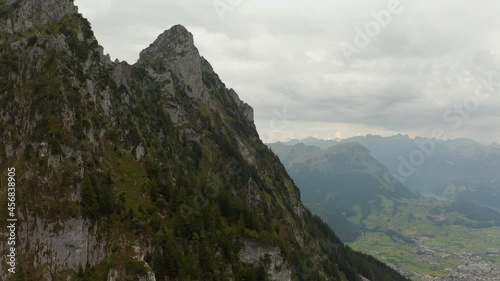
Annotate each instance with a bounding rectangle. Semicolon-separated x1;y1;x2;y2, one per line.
75;0;500;144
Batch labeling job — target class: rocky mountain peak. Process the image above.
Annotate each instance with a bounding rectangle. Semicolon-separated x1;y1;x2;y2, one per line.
136;24;254;124
138;24;197;62
0;0;78;33
135;24;211;102
0;2;408;279
159;24;194;51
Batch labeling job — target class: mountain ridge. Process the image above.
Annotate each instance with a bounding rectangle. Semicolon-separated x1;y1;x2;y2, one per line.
268;141;419;242
271;135;500;210
269;140;500;280
0;1;408;280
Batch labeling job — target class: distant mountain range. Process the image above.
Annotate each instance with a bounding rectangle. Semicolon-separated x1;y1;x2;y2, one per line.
269;141;418;241
274;135;500;211
268;139;500;280
268;140;500;240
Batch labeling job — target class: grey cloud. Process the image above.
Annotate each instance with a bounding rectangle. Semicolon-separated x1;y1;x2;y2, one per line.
75;0;500;144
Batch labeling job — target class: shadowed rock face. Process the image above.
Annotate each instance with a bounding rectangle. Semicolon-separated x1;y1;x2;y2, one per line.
16;216;106;272
133;23;254;123
239;240;292;281
138;25;208;101
0;0;77;33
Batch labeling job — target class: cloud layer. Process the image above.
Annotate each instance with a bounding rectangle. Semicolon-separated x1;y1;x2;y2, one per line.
75;0;500;144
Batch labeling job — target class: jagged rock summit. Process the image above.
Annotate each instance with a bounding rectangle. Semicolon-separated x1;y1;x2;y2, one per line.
137;24;212;103
140;24;196;58
134;23;254;122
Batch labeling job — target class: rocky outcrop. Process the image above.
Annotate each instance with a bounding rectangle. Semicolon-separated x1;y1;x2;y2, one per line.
239;240;292;281
14;215;106;273
138;25;208;101
107;246;156;281
229;88;254;122
0;0;77;33
112;61;132;88
137;24;254;123
107;269;156;281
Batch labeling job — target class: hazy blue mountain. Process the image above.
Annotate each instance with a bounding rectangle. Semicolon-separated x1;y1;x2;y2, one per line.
269;142;419;241
282;137;340;149
269;141;500;280
274;135;500;210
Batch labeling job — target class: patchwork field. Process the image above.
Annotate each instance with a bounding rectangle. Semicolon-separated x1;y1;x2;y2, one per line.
346;197;500;280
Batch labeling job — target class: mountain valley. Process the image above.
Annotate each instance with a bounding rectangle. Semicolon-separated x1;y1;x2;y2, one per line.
269;140;500;280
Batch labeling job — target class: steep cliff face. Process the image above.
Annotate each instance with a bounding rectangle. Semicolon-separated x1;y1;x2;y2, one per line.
0;0;77;33
0;1;408;281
